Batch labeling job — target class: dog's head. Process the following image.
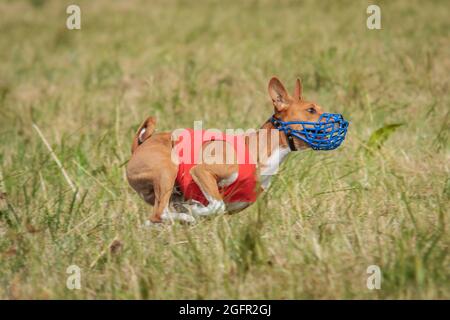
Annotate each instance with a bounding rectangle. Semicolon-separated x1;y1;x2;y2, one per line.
268;77;348;151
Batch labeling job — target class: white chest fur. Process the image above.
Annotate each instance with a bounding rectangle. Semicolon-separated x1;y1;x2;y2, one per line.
259;146;290;190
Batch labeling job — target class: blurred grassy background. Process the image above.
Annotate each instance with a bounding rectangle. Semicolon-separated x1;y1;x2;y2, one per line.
0;0;448;299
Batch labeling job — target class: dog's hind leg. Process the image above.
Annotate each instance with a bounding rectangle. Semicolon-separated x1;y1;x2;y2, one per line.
148;170;195;224
148;170;177;223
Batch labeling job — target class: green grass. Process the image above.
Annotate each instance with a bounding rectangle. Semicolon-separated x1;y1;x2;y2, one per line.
0;0;449;299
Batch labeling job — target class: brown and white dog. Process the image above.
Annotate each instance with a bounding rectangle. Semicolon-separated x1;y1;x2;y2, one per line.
126;77;330;224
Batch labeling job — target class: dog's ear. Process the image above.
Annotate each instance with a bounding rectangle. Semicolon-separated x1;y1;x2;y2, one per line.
293;78;303;101
131;116;156;154
268;77;291;112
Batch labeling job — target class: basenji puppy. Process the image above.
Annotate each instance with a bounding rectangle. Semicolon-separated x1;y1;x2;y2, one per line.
126;77;348;224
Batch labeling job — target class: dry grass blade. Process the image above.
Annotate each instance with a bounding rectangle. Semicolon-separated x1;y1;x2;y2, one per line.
32;123;79;196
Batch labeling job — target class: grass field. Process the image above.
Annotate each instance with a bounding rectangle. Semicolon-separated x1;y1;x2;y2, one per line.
0;0;449;299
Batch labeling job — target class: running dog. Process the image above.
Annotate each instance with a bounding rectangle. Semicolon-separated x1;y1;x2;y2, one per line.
126;77;348;224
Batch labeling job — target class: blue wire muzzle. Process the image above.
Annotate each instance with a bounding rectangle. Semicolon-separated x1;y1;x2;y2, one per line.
270;113;349;151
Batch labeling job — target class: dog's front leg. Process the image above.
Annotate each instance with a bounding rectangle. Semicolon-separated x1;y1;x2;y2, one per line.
189;164;237;217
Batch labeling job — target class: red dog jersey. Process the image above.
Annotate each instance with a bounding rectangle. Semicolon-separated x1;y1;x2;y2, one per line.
174;129;257;206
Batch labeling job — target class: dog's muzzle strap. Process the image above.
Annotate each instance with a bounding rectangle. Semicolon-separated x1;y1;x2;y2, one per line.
286;134;297;151
271;117;297;151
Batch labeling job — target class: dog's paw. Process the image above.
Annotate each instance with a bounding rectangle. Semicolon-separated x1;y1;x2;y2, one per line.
191;200;226;217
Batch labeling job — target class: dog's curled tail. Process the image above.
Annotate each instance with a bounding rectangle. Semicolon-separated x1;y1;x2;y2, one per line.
131;116;156;154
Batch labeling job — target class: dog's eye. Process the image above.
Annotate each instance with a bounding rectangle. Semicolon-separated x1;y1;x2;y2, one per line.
307;107;316;114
